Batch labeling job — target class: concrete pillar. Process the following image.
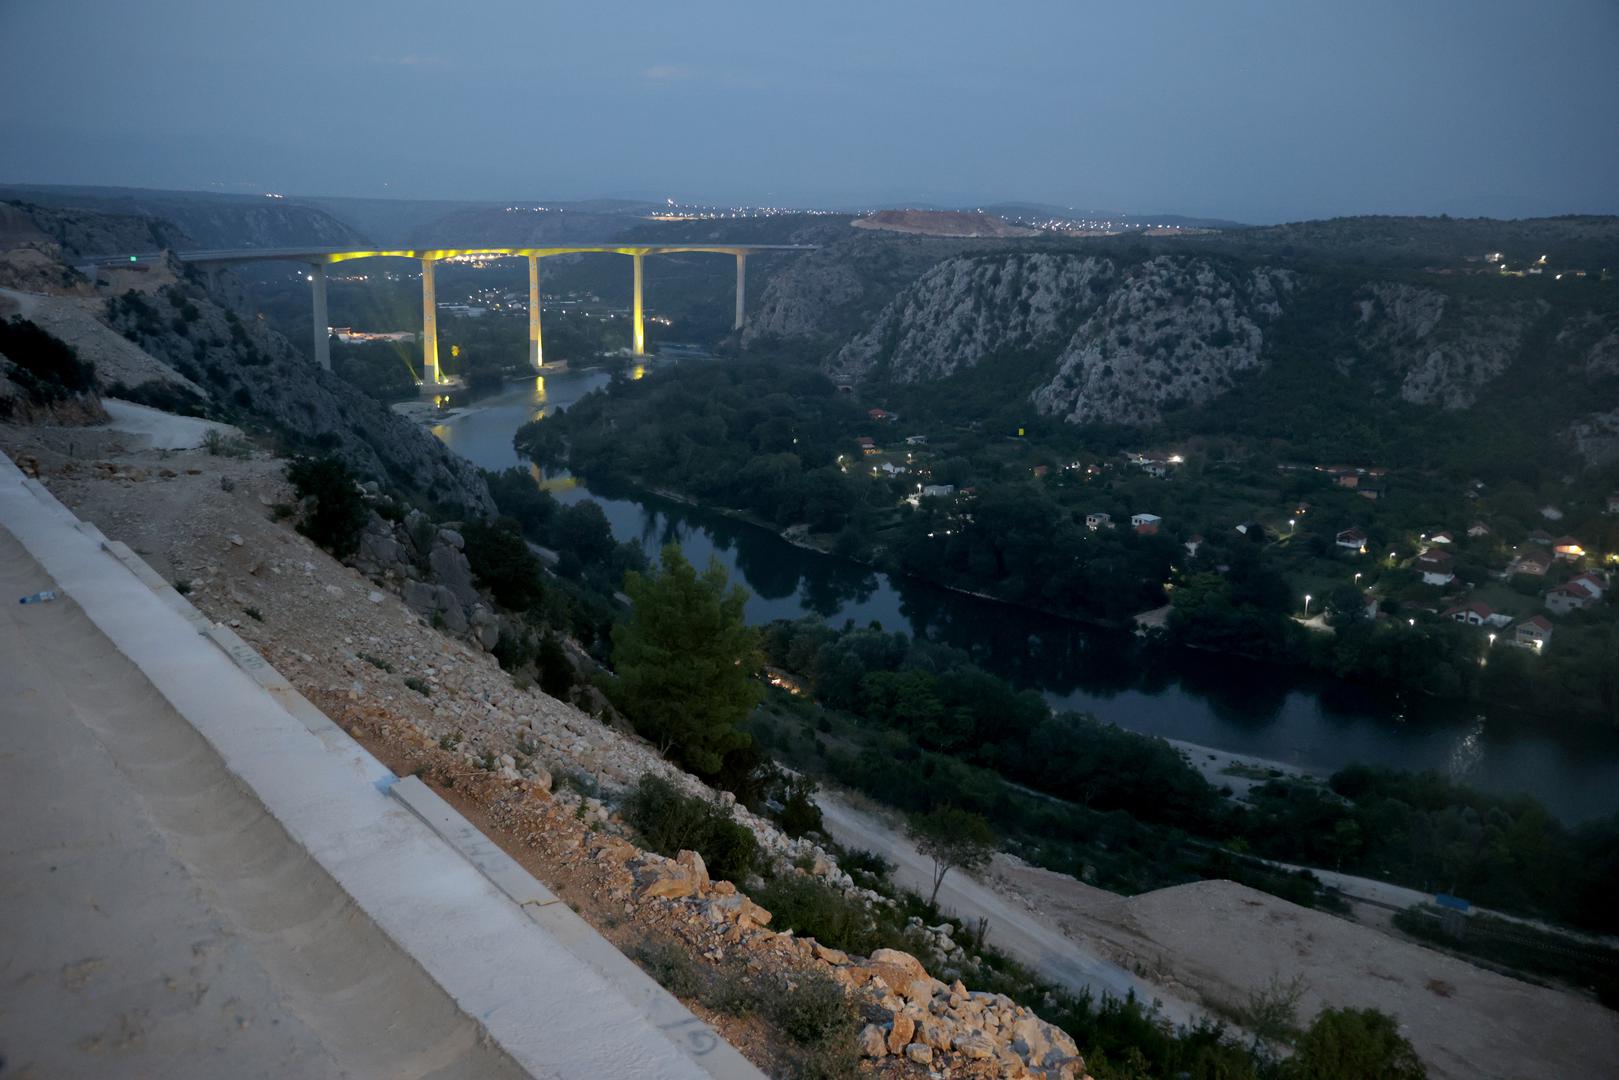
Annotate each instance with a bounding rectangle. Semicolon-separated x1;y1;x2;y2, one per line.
631;252;646;357
527;255;543;369
733;252;747;330
421;258;439;385
309;264;330;370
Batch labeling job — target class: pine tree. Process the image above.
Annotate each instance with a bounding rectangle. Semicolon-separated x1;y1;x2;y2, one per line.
612;545;762;776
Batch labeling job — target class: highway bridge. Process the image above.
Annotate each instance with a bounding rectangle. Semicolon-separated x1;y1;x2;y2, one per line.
81;244;814;383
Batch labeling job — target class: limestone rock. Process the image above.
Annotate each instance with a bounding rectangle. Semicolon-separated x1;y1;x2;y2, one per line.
857;1024;887;1058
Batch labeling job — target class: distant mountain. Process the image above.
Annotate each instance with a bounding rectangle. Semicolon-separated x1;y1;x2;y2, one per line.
852;209;1040;238
0;184;366;252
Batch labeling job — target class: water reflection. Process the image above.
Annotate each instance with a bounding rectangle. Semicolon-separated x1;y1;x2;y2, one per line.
429;370;1619;823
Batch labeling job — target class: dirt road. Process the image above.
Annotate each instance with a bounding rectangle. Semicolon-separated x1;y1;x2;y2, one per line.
815;792;1203;1029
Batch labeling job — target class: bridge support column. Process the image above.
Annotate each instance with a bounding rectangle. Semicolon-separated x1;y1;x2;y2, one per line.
309;264;330;370
733;252;747;331
631;252;646;357
527;255;543;369
421;258;440;385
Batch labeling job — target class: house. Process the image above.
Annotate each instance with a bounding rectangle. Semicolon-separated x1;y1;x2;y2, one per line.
1506;549;1554;577
1234;520;1264;537
1357;484;1385;501
867;407;893;422
1335;527;1368;552
1131;513;1162;529
1514;616;1553;649
1467;521;1491;538
1085;512;1112;531
1546;581;1598;616
1606;493;1619;515
856;436;879;456
1552;536;1586;560
1415;550;1455;586
1363;591;1381;620
905;434;928;446
920;483;954;499
1429;530;1455;545
1527;529;1554;545
1335;472;1360;489
878;462;908;477
1540;506;1564;521
1141;459;1169;478
1441;600;1499;626
1134;520;1160;536
1184;534;1205;557
1569;571;1608;599
1032;465;1050;479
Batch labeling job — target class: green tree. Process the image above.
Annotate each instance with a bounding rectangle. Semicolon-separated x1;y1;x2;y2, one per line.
907;806;996;905
612;546;762;776
285;455;369;558
1285;1007;1426;1080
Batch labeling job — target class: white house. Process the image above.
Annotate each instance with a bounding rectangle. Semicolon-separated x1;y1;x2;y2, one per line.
1335;527;1368;552
920;484;955;499
1086;512;1112;531
1514;616;1553;649
1131;513;1162;528
1416;550;1455;586
878;462;908;477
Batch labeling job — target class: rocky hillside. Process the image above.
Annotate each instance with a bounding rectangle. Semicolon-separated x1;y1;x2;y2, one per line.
0;185;366;251
742;219;1619;456
0;201;490;511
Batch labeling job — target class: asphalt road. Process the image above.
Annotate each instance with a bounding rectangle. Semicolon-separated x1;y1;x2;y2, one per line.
816;792;1202;1029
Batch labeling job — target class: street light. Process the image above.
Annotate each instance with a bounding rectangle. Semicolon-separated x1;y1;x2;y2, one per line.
1354;572;1362;583
1304;593;1312;615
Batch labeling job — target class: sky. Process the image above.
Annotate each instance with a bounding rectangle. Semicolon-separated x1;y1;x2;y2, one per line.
1;0;1616;223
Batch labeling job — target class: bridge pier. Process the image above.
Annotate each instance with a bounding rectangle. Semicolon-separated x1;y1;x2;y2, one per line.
421;258;440;385
631;253;645;357
309;264;330;370
527;256;543;369
733;252;747;331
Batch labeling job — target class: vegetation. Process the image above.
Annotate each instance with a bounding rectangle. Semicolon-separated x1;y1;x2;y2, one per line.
1392;905;1619;1007
0;316;95;408
1282;1007;1428;1080
623;774;758;883
907;805;996;904
755;619;1619;935
285;455;369;557
611;546;763;776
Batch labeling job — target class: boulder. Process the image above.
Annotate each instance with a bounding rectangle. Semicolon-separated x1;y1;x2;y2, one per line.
857;1024;887;1058
903;1043;933;1065
953;1032;996;1060
634;861;698;901
886;1013;915;1056
675;849;711;894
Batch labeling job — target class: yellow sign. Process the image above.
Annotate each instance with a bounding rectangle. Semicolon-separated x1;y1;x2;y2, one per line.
450;344;461;358
1017;427;1025;437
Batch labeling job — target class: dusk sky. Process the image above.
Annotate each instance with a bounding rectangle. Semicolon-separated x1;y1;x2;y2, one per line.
2;0;1615;223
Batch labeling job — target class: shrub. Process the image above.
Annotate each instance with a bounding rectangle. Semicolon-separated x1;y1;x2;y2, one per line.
404;676;432;696
763;969;859;1079
285;455;369;557
462;517;546;610
623;774;757;883
1285;1007;1427;1080
0;316;95;404
753;874;881;956
631;939;702;998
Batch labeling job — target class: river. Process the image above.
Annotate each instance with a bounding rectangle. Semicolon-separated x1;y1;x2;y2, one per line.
428;366;1619;823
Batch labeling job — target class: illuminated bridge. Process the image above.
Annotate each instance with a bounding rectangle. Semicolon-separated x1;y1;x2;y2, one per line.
88;244;814;384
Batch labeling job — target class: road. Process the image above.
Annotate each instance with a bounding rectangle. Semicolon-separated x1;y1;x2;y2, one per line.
815;792;1203;1029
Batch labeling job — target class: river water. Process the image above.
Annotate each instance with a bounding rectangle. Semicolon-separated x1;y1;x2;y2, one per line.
429;367;1619;823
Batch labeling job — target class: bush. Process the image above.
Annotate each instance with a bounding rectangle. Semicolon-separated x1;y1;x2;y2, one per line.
753;874;882;956
461;517;545;610
285;455;369;557
762;969;859;1074
1285;1007;1427;1080
0;316;95;405
623;774;758;883
631;939;703;998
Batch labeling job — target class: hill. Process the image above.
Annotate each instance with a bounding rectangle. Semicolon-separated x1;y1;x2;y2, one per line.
852;209;1040;238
